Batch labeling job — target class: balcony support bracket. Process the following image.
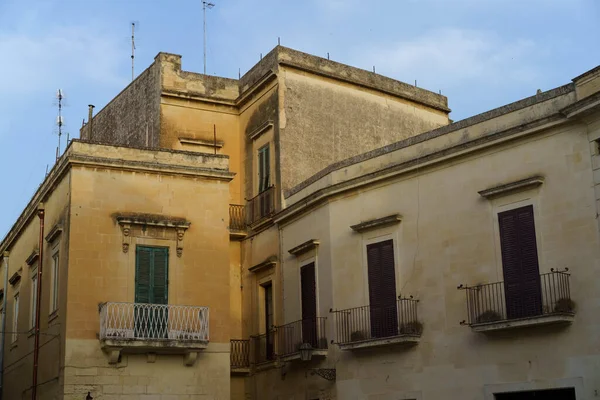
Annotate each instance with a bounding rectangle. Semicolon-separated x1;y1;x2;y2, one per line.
184;351;198;366
107;348;122;365
310;368;336;381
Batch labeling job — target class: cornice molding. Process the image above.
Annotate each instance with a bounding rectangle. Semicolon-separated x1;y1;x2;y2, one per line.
350;214;402;233
478;176;544;199
288;239;319;256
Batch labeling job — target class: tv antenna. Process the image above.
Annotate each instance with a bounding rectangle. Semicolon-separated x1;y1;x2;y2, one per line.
55;89;65;161
131;22;137;81
202;1;215;75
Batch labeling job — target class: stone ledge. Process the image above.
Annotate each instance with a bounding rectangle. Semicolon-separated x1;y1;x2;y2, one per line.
338;335;420;351
350;214;402;233
278;349;327;363
478;176;544;199
288;239;319;256
101;339;208;366
470;313;574;333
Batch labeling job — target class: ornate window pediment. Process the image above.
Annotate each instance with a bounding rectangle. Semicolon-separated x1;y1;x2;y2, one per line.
114;213;191;257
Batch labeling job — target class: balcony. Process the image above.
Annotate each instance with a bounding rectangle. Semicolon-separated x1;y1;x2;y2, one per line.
99;302;209;365
331;298;422;350
247;186;275;227
250;330;276;367
230;339;250;374
459;269;575;332
229;204;247;240
275;317;328;362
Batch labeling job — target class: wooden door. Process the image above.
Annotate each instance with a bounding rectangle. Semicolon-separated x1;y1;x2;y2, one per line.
498;205;542;319
301;262;318;347
367;240;398;338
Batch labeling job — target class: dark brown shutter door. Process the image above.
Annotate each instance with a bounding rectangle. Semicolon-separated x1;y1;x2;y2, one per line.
301;263;318;347
367;240;398;338
499;205;542;319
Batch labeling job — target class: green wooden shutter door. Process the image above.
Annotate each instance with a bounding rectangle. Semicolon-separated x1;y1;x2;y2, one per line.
152;247;169;305
135;247;152;303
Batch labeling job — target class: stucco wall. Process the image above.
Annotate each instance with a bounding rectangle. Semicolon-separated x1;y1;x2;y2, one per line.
275;120;600;400
0;170;71;400
278;67;449;194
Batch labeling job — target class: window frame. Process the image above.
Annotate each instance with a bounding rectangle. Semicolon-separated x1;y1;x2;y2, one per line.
12;292;19;343
257;144;271;193
30;265;38;329
50;246;60;313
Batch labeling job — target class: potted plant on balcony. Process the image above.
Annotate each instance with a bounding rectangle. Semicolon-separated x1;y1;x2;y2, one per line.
476;310;502;323
400;321;423;335
554;298;576;313
350;330;367;342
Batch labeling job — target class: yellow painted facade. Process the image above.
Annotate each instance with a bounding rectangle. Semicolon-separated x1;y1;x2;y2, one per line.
2;44;597;400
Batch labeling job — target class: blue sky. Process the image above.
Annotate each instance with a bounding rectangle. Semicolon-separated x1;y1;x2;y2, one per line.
0;0;598;236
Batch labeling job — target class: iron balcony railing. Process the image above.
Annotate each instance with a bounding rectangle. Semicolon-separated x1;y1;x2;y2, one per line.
246;186;275;225
458;269;574;326
230;339;250;369
229;204;246;232
251;330;276;364
276;317;328;357
331;297;421;345
99;302;209;342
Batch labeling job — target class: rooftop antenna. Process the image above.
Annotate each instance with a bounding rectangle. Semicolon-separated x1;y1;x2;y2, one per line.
131;22;136;81
202;1;215;75
55;89;64;161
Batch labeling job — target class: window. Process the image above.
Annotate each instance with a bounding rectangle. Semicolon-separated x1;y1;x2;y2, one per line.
498;205;542;319
135;246;169;338
366;239;398;338
258;145;270;193
12;293;19;343
30;268;38;329
300;262;317;346
262;282;274;360
50;250;60;313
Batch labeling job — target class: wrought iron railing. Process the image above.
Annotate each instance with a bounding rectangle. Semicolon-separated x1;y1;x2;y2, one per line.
246;186;275;225
229;204;246;232
458;269;573;326
251;330;276;364
331;297;421;345
99;302;209;342
275;317;328;357
230;339;250;369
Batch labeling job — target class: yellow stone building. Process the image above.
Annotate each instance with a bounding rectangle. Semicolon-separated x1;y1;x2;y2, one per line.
1;44;598;400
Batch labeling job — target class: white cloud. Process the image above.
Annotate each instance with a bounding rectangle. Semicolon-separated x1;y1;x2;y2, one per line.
361;28;540;90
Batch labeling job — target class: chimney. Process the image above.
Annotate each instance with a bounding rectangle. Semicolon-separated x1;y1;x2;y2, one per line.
88;104;95;139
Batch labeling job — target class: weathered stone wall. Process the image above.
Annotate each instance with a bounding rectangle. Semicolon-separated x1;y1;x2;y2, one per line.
272;90;600;400
278;66;449;194
81;60;161;148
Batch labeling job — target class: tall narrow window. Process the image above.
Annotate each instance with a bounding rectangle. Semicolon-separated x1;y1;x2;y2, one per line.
300;262;317;347
367;239;398;338
258;145;270;193
498;205;542;319
30;268;38;329
50;250;60;313
135;246;169;338
12;293;19;343
263;282;274;360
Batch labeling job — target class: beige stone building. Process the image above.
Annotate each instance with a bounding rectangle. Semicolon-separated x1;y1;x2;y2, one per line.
2;43;598;399
0;46;450;399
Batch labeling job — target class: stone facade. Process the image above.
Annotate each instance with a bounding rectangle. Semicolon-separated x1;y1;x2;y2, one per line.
2;44;597;400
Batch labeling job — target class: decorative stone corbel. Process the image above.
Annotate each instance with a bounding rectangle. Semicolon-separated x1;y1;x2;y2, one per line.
183;351;198;366
120;223;131;254
107;349;122;365
147;353;157;363
176;228;186;258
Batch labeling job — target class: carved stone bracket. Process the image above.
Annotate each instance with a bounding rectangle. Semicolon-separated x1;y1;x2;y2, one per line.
107;349;122;365
115;213;191;256
184;351;198;366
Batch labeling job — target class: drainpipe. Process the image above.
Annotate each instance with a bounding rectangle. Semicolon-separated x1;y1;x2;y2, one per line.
0;250;9;400
32;204;45;400
87;105;95;140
